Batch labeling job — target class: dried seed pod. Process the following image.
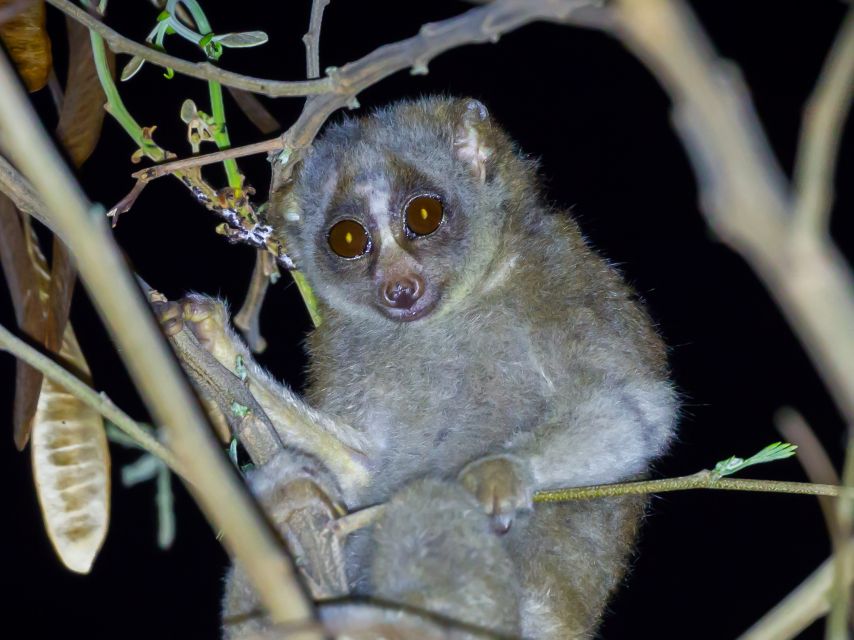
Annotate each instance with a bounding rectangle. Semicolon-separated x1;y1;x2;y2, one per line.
31;326;110;574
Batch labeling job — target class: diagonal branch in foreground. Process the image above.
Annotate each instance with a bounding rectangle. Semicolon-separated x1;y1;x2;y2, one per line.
0;48;319;636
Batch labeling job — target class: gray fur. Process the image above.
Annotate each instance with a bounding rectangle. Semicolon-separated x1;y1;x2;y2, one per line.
224;96;678;638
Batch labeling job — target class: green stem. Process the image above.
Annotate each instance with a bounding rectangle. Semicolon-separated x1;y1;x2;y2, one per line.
89;31;164;160
292;270;322;327
208;80;241;188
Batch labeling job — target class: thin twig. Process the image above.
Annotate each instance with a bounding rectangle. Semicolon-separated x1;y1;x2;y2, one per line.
738;539;854;640
132;138;281;181
793;9;854;235
128;0;603;182
333;472;853;540
534;472;848;502
0;48;318;635
0;322;182;473
234;250;276;353
303;0;330;80
45;0;333;98
226;88;281;134
106;178;147;224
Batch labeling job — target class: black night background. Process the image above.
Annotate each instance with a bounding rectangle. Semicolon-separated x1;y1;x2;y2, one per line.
1;1;851;638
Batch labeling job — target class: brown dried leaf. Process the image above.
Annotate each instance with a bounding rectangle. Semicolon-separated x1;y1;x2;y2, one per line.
0;196;46;448
31;325;110;574
45;236;75;353
0;0;52;92
56;16;113;167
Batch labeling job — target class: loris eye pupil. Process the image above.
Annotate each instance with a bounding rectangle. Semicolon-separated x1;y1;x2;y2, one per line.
328;219;370;259
405;195;443;236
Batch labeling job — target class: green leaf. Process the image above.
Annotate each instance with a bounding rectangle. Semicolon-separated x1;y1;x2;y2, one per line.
230;402;249;418
713;442;798;478
180;99;198;124
121;452;160;486
211;31;269;48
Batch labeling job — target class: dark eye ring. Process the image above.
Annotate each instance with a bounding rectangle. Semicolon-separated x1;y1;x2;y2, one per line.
404;194;444;237
328;219;372;259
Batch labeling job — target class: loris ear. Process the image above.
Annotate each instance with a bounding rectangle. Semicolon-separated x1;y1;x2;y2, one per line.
453;98;492;184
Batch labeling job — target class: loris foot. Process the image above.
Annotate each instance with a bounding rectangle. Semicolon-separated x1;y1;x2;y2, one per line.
458;454;533;534
248;452;349;599
154;294;241;372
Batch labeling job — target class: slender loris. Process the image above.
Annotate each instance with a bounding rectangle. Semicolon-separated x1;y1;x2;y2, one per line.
206;97;677;638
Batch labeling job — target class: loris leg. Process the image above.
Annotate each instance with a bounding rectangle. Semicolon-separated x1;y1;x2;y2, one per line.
506;496;646;640
222;451;349;640
155;293;373;501
365;479;521;638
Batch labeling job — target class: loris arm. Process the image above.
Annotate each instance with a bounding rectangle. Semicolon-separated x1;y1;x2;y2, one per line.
460;367;677;532
157;294;373;501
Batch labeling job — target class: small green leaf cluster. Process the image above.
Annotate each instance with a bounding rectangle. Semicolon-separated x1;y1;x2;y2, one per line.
121;0;268;81
712;442;798;478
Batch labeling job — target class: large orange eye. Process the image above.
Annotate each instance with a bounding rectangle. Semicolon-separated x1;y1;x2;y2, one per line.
328;219;371;259
405;195;443;236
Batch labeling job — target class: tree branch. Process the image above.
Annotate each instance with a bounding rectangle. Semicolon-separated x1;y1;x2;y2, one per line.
45;0;333;98
126;0;603;183
776;408;843;547
793;8;854;235
607;3;854;633
234;250;276;353
0;48;318;635
612;0;854;432
303;0;330;80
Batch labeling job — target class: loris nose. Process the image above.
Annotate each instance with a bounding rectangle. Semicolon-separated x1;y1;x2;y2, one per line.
381;274;424;309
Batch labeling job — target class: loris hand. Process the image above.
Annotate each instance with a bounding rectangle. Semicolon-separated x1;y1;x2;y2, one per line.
458;454;534;534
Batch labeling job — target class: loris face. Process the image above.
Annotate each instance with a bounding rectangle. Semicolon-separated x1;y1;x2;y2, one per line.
276;98;530;325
